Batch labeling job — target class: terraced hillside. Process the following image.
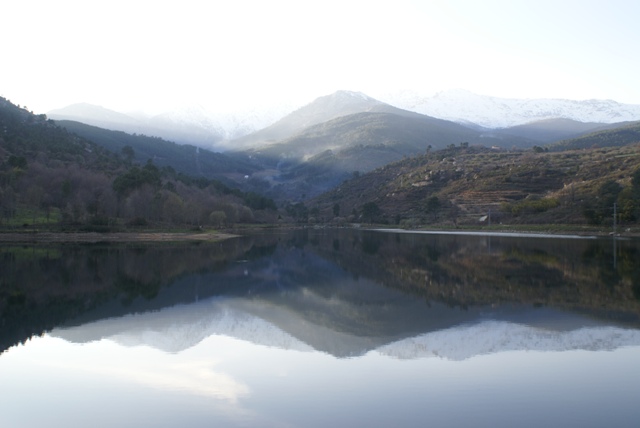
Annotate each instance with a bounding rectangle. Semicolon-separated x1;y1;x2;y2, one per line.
310;144;640;228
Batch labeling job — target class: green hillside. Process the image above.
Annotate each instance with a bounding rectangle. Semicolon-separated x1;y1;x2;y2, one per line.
308;143;640;229
0;98;276;230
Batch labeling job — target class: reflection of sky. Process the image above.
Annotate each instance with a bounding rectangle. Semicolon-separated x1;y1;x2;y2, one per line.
2;330;640;428
1;335;278;427
3;232;640;427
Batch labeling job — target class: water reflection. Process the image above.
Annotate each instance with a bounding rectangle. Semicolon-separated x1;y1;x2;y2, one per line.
2;229;640;356
2;230;640;427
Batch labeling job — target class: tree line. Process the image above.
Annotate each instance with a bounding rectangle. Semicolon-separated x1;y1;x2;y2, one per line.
0;97;277;230
583;168;640;225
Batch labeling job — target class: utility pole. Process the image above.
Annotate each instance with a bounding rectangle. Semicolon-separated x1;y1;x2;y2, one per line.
613;202;617;235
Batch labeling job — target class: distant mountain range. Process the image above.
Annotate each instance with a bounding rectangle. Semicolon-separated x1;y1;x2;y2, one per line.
49;90;640;201
48;102;294;150
228;92;640;199
55;119;258;181
488;118;622;143
379;88;640;128
550;120;640;151
48;103;222;145
48;89;640;151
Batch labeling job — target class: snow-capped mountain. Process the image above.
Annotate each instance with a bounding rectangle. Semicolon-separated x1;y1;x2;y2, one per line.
231;90;399;149
47;103;146;132
48;102;297;150
48;89;640;150
379;89;640;128
47;103;223;147
141;102;297;147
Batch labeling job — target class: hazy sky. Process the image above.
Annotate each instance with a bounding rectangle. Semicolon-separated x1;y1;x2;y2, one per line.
2;0;639;114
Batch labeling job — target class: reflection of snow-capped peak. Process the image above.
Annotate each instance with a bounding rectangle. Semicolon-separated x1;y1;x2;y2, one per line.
52;298;313;354
376;320;640;361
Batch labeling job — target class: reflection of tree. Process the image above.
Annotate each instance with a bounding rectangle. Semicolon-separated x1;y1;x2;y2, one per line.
582;242;621;288
243;243;278;260
0;237;259;354
309;230;640;325
116;274;161;305
4;231;640;355
616;245;640;303
0;287;91;355
362;235;382;255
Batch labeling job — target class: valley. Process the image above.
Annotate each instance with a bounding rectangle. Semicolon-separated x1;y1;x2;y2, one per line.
2;90;640;233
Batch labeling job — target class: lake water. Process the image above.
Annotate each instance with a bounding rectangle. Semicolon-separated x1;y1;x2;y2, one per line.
1;229;640;427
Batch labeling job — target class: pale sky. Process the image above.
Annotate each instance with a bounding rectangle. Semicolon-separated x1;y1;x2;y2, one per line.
2;0;639;114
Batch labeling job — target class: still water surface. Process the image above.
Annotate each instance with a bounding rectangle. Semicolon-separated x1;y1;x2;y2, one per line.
1;229;640;427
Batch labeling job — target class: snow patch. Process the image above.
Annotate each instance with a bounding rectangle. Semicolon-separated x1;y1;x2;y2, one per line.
376;320;640;361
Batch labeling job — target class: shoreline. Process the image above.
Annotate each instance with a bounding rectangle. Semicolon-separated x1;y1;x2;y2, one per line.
1;225;638;243
370;228;600;239
360;223;639;238
0;231;238;244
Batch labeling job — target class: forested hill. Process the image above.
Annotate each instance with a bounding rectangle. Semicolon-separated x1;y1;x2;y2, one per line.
55;119;257;181
308;143;640;229
0;97;277;229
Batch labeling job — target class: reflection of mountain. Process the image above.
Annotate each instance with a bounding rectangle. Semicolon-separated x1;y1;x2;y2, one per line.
378;321;640;361
51;233;640;359
52;293;640;360
52;298;313;353
53;245;495;357
0;236;259;354
5;229;640;358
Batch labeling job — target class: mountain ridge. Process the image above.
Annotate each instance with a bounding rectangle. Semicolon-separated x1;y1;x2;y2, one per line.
490;118;624;143
54;119;258;181
550;120;640;151
234;109;514;200
228;92;640;200
46;89;640;151
379;89;640;128
231;90;416;149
